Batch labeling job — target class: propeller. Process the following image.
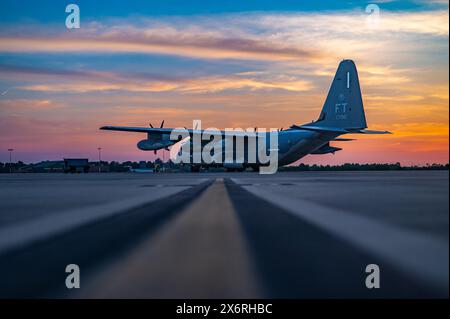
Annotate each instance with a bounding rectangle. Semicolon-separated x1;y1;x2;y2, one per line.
149;120;165;128
149;120;165;155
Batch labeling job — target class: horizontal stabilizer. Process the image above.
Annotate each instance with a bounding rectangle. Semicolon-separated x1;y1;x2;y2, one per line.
332;138;356;141
294;125;391;135
350;129;392;134
311;143;342;154
294;125;349;134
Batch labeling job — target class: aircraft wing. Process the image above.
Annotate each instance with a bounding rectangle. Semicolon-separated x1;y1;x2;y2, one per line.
100;126;172;134
100;126;265;137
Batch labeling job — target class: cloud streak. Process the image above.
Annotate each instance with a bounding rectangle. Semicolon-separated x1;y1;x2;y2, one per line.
0;63;314;93
0;9;446;65
0;34;321;63
0;10;446;63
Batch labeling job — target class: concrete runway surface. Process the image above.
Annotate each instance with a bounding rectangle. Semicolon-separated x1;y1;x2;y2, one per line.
0;171;447;298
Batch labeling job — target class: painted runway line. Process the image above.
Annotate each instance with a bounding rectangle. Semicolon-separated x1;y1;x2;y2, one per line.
77;179;262;298
233;178;448;293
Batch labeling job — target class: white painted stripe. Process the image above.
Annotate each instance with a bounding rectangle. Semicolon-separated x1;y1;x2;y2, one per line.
77;180;262;298
243;186;448;290
347;71;350;89
0;187;188;254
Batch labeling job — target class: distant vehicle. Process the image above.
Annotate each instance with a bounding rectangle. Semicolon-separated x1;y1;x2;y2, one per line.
132;161;155;173
131;168;155;173
100;60;390;172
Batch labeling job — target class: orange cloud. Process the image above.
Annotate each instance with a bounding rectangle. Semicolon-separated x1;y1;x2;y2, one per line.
0;99;65;112
0;35;321;63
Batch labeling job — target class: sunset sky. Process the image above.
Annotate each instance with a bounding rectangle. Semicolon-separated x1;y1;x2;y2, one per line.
0;0;448;165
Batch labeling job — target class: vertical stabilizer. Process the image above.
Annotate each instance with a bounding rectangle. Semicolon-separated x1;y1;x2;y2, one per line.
316;60;367;130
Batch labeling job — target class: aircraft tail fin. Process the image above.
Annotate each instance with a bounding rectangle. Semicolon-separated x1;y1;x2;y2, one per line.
315;59;367;130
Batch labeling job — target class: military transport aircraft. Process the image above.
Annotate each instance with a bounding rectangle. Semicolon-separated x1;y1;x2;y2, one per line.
100;60;391;172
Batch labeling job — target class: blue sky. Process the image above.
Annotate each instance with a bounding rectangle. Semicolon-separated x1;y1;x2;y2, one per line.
1;0;446;23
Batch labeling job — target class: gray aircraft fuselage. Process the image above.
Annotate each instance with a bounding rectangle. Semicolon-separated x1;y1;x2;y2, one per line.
277;130;336;166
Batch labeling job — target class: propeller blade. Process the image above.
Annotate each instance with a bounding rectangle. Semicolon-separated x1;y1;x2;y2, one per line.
149;123;153;128
160;120;165;128
154;150;157;155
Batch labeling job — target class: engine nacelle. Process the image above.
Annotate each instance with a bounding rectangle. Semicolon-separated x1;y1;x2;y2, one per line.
137;139;174;151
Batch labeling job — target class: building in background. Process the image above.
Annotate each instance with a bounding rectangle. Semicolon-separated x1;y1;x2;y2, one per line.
63;158;89;173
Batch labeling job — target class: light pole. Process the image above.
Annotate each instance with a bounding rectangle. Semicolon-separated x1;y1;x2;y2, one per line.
162;149;165;172
97;147;102;173
7;148;14;173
